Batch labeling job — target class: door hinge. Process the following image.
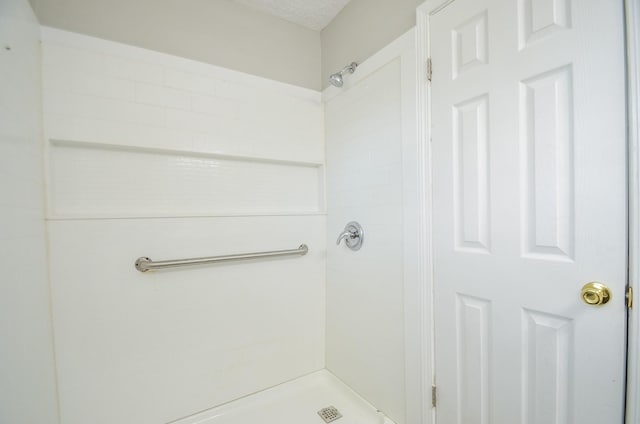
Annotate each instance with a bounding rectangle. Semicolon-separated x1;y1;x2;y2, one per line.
627;286;633;309
431;385;437;407
427;58;432;82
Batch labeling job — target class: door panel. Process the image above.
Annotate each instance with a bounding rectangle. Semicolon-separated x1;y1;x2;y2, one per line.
429;0;627;423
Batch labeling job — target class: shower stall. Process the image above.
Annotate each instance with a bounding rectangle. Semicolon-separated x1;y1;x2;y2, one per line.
0;0;421;423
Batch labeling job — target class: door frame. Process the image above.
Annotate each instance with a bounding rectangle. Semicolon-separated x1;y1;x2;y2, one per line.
416;0;639;423
415;3;448;424
625;0;640;422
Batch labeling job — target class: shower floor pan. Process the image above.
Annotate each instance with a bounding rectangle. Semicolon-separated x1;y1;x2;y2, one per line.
172;370;395;424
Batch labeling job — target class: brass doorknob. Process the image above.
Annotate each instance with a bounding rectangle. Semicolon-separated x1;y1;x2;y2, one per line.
581;282;611;305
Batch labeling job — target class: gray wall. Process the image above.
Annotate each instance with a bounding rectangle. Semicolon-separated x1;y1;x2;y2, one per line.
321;0;423;89
29;0;321;90
0;0;59;422
28;0;423;91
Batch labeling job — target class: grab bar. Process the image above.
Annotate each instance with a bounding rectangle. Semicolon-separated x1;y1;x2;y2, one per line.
135;244;308;272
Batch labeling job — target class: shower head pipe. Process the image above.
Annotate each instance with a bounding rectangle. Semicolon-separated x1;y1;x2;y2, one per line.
329;62;358;87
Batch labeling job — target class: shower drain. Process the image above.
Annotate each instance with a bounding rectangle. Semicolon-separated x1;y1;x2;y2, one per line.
317;406;342;423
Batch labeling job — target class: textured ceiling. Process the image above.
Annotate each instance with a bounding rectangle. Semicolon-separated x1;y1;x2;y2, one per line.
231;0;351;31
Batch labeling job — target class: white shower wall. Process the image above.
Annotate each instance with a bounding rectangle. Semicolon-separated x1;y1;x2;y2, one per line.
324;30;417;424
0;1;59;423
41;28;326;424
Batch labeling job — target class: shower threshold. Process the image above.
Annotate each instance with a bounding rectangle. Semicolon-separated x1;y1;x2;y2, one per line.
171;370;395;424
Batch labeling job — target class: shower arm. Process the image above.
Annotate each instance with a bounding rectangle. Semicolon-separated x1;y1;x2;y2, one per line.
338;62;358;75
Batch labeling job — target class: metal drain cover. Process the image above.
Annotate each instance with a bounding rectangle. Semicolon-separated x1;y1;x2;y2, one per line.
317;406;342;423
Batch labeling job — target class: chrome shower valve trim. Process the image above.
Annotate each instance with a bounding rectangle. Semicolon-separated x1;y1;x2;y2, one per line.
336;221;364;251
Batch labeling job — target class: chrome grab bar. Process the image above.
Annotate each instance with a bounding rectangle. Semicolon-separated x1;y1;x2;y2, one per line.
135;244;308;272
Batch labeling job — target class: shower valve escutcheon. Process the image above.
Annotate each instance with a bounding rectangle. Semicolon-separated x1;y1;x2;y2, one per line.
336;221;364;251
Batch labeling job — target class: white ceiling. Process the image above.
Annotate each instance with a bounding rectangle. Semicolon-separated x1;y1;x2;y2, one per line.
231;0;351;31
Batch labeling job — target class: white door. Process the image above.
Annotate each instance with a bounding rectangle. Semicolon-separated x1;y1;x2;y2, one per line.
427;0;628;423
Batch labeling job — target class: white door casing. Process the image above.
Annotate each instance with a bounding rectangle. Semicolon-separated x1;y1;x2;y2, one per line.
422;0;628;423
627;0;640;421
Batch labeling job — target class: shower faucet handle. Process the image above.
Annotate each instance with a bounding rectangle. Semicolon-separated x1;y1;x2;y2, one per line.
336;221;364;251
336;230;354;245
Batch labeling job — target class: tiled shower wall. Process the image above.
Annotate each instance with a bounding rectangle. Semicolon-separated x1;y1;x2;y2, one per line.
41;28;326;424
0;1;59;423
324;31;416;424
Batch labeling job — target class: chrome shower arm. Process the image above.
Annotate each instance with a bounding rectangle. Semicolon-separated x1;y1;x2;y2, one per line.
339;62;358;75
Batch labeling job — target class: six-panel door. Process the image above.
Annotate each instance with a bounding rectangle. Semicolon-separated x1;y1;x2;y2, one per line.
429;0;628;422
